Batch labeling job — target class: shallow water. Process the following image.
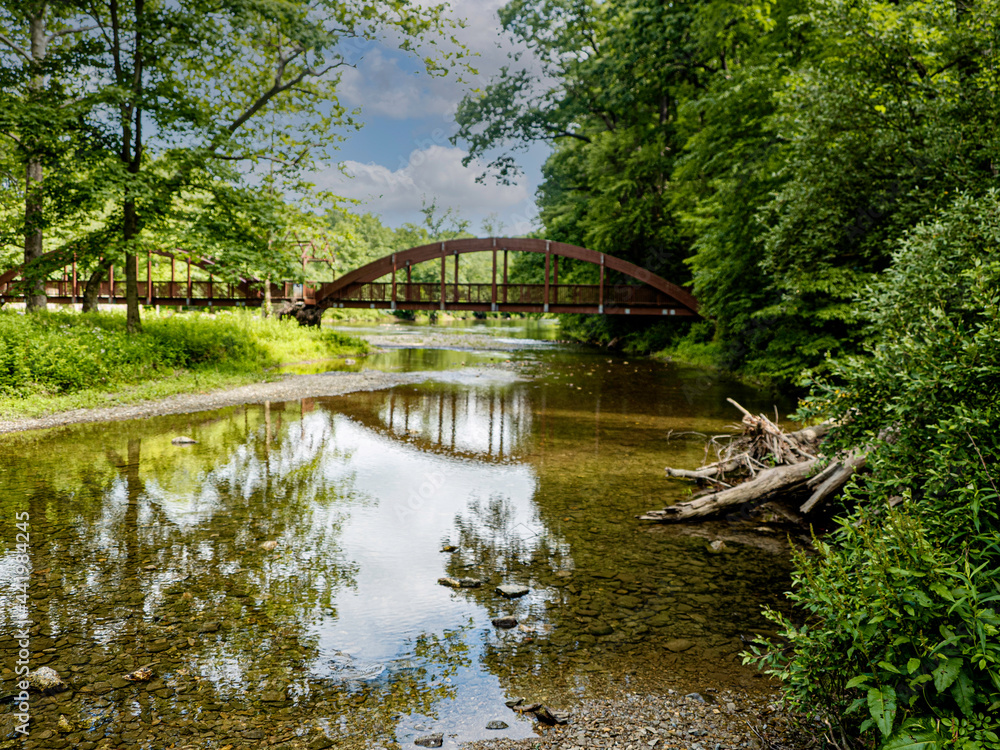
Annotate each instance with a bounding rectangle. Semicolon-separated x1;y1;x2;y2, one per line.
0;323;797;749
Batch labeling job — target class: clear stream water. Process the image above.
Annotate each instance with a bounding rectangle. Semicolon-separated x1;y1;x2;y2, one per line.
0;319;798;749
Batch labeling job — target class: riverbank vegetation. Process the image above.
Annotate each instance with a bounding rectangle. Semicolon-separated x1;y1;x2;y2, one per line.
457;0;1000;386
745;194;1000;749
0;309;367;418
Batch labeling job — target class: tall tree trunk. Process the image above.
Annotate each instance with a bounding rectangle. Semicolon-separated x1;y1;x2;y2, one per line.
82;258;113;313
262;278;272;318
124;201;141;332
24;9;48;312
121;0;144;334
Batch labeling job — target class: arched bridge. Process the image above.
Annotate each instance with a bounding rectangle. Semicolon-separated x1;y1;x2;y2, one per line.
0;238;698;317
318;238;698;317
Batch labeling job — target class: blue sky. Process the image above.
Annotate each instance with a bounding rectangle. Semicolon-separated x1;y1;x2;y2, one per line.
312;0;549;235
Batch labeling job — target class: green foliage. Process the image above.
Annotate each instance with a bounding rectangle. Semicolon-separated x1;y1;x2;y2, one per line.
457;0;1000;382
0;308;367;401
746;193;1000;749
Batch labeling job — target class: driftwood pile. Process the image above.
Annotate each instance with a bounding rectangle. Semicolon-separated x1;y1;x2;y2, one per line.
639;399;864;522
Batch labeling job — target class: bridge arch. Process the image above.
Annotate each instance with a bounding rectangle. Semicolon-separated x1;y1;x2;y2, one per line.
315;237;699;316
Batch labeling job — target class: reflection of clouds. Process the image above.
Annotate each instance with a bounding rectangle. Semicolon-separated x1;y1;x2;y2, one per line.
312;416;540;666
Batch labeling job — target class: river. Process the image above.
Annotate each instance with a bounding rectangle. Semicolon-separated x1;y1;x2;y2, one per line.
0;318;798;749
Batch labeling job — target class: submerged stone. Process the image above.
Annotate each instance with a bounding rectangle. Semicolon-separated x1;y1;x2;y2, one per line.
171;436;197;445
492;616;518;629
27;667;66;693
414;733;443;747
496;584;529;598
486;720;509;730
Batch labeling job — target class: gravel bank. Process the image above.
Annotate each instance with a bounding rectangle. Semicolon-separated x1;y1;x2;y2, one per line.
0;370;422;435
462;690;812;750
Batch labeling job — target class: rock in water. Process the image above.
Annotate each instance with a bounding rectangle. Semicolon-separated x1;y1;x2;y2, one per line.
259;540;279;551
440;545;459;553
171;436;197;445
486;720;509;730
504;697;525;708
27;667;66;693
492;616;518;629
123;666;154;681
458;577;482;588
437;577;461;588
414;733;443;747
496;584;530;598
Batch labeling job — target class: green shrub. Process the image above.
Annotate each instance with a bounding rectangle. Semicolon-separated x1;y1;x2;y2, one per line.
747;192;1000;749
0;308;367;400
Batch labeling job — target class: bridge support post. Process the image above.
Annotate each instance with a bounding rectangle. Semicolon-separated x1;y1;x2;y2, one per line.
146;249;152;305
503;249;508;304
71;253;77;305
599;254;605;314
453;250;459;304
186;259;192;306
391;253;397;310
544;240;550;313
491;243;497;307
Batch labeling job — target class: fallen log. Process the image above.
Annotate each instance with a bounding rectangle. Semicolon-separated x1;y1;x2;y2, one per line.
800;449;867;514
645;402;857;521
639;459;819;522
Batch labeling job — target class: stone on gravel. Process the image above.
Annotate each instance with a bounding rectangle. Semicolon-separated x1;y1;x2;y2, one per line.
414;733;444;747
532;705;569;725
459;577;482;588
504;697;525;708
496;584;529;598
686;692;706;703
492;616;518;629
438;577;462;588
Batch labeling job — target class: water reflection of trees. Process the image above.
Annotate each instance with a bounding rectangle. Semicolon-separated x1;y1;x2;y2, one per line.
332;381;534;462
0;404;480;748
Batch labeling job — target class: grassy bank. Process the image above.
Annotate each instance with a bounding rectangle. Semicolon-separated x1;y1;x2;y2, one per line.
0;309;368;418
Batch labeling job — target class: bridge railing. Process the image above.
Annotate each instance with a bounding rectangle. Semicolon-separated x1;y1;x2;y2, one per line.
334;282;671;307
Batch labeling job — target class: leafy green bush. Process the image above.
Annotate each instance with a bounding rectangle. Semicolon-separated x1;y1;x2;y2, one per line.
747;192;1000;749
0;308;366;400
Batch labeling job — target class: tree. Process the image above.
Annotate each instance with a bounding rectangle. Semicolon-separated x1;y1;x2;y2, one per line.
0;1;101;311
1;0;462;331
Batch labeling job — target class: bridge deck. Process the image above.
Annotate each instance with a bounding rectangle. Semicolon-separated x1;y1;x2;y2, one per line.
1;280;694;315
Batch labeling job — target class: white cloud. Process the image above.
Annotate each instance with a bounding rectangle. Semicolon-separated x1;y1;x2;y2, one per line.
316;144;535;231
337;49;459;121
339;0;537;121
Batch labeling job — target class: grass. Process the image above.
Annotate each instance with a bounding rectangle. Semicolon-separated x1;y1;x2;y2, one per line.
0;308;369;419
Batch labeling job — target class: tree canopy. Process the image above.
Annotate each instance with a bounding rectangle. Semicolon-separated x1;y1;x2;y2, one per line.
456;0;1000;382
